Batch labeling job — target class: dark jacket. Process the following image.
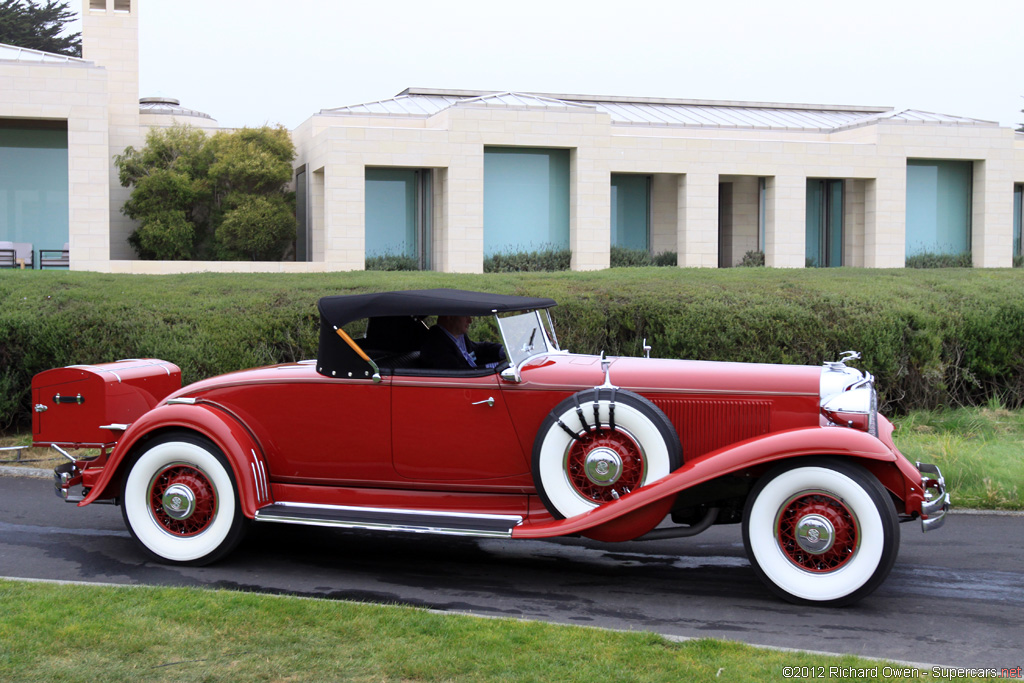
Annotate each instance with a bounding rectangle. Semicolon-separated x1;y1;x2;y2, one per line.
419;325;504;370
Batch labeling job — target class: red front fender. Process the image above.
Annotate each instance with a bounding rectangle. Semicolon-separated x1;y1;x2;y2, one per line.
513;426;902;540
79;402;272;517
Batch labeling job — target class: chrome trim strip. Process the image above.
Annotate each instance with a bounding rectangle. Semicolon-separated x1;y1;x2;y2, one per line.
267;501;522;522
254;502;522;538
166;397;198;405
251;463;261;502
255;515;516;538
250;451;269;503
99;423;130;431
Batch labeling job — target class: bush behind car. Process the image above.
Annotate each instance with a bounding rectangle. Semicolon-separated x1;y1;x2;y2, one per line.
2;268;1023;432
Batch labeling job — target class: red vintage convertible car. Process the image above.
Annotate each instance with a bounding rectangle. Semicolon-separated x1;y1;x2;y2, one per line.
33;288;948;606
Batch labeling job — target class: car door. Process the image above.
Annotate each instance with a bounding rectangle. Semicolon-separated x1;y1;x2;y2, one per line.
391;372;531;485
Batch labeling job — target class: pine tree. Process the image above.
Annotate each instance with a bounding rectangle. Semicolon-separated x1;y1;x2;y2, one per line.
0;0;81;57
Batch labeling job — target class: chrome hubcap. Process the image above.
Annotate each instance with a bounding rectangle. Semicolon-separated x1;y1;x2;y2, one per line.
584;448;622;486
794;513;835;555
162;483;196;521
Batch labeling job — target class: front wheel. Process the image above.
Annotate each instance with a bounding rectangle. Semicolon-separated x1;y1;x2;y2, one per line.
742;458;899;606
121;432;245;565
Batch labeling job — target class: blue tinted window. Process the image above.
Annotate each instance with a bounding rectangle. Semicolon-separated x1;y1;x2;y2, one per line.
611;174;650;251
365;168;417;258
484;147;569;255
0;125;69;252
1014;184;1022;257
906;160;972;256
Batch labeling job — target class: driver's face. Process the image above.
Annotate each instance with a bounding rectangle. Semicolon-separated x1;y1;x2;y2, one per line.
451;316;472;335
440;315;472;336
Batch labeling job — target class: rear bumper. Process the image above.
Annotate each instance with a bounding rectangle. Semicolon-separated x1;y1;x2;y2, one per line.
917;461;950;532
53;462;84;503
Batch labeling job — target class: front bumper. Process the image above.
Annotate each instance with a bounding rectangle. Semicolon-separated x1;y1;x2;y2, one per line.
917;461;950;532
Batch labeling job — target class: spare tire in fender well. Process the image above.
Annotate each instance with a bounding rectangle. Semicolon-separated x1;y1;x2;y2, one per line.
531;388;683;530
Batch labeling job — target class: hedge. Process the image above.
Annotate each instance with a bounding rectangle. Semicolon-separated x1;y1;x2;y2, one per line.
3;267;1024;433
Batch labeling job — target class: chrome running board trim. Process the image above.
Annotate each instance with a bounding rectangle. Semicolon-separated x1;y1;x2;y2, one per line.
254;502;522;538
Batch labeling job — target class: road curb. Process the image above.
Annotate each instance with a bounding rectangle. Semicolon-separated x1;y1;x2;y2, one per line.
0;465;51;479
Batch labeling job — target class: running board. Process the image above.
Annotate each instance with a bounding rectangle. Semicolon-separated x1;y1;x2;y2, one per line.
253;502;522;538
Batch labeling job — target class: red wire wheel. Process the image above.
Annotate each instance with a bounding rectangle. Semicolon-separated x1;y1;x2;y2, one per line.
148;464;218;537
565;429;645;503
775;492;858;572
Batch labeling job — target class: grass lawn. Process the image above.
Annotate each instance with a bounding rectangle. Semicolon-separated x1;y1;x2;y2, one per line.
890;406;1024;510
0;579;1004;683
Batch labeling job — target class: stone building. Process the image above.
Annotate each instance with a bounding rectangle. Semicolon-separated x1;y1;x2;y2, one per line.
3;0;1023;272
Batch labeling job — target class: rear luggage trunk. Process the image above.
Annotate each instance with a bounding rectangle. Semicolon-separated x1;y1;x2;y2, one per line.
32;359;181;448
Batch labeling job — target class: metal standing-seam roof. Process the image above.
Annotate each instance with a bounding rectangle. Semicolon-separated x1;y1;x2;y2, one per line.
0;42;92;65
319;88;998;133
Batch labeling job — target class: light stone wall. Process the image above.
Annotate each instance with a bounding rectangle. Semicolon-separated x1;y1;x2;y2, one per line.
289;109;1024;273
0;59;110;267
81;0;142;264
844;179;866;267
650;173;679;256
719;175;760;266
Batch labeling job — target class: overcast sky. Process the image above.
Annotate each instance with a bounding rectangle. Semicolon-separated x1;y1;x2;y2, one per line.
98;0;1024;130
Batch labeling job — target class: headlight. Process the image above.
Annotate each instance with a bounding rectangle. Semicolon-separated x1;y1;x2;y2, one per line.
820;354;878;438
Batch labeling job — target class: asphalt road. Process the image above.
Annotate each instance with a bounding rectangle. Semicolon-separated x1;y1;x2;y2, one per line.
1;470;1021;670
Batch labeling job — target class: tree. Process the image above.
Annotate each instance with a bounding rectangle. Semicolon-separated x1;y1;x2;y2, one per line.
114;123;297;261
215;195;295;261
0;0;81;57
207;126;295;260
115;125;212;259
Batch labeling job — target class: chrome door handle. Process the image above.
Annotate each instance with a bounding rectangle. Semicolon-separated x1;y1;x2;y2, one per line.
472;397;495;407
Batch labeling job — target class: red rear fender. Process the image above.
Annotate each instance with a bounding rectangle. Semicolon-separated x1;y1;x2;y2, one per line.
79;403;271;516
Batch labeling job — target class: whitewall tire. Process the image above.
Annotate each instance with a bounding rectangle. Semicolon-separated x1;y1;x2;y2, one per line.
742;458;899;606
121;432;245;565
532;389;682;519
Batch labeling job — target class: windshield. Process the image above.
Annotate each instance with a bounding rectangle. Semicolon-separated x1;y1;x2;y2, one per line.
498;311;556;366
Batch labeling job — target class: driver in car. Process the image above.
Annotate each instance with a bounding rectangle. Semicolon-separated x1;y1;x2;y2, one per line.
419;315;506;369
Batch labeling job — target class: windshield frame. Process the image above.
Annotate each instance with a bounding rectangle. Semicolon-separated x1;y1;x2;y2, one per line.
495;310;561;381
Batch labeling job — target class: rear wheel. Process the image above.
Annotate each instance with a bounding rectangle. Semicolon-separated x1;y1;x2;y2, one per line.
121;432;245;565
742;458;899;606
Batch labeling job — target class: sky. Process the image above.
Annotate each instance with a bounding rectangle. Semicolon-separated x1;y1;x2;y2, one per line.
82;0;1024;130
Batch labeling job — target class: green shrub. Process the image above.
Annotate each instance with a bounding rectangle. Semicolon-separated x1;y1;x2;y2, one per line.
6;269;1024;432
365;253;420;271
1014;254;1023;268
607;248;677;268
127;209;195;260
610;246;652;268
652;251;677;267
484;248;571;272
905;251;973;268
739;250;765;267
215;195;295;261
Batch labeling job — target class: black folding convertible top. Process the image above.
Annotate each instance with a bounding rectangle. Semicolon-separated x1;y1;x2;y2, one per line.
316;289;557;378
317;288;556;329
